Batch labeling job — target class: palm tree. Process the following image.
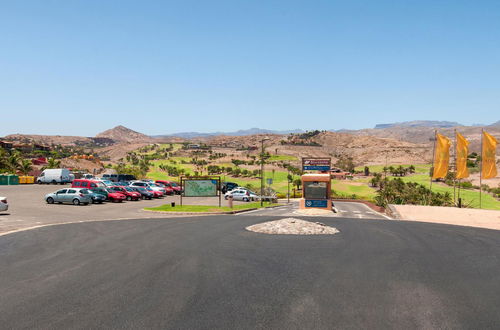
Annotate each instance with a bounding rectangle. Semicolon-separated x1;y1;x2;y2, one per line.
43;158;61;169
18;159;33;175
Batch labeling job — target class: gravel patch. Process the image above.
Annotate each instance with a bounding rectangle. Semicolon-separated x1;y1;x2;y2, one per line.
246;218;339;235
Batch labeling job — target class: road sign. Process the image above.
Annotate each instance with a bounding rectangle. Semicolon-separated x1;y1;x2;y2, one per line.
302;158;331;171
305;199;328;208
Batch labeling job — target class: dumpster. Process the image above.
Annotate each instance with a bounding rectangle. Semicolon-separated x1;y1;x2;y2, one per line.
7;175;19;185
19;176;27;184
26;176;35;184
0;175;7;185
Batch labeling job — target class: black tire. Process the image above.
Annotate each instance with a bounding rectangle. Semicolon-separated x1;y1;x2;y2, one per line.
98;201;103;204
224;196;228;200
84;203;89;205
46;197;54;204
118;200;123;203
73;199;80;206
52;180;57;185
243;197;249;202
126;196;132;201
37;180;42;185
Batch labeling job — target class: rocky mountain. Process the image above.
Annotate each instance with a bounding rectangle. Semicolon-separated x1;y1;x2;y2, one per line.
373;120;462;129
96;125;152;143
153;128;304;139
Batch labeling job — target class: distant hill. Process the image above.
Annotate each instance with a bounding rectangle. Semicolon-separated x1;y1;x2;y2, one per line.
374;120;462;129
96;125;151;143
488;120;500;127
153;128;304;139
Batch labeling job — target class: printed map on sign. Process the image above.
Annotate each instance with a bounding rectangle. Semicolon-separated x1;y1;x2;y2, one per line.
184;180;218;197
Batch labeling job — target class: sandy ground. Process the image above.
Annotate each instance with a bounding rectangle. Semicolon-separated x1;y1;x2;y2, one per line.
469;172;500;188
246;218;339;235
391;204;500;231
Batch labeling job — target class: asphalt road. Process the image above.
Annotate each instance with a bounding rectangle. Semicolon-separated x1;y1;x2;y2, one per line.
1;215;499;329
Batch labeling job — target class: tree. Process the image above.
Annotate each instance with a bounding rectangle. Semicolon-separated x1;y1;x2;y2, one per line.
43;157;61;169
18;159;33;175
293;178;302;190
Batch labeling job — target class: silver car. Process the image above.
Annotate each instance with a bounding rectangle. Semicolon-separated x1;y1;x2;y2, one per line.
0;197;8;212
45;188;92;206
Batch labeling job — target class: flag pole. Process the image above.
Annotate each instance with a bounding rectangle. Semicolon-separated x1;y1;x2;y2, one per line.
430;130;437;190
453;129;457;206
429;130;437;205
479;129;483;209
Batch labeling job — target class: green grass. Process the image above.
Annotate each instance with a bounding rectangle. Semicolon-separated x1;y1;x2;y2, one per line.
331;179;377;200
268;155;298;161
145;202;279;213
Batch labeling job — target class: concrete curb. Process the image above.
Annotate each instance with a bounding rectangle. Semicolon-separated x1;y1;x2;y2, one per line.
143;204;283;215
386;205;402;219
332;199;386;214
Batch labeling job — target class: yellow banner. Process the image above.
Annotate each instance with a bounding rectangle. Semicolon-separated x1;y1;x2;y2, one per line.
456;132;469;179
482;131;498;179
433;133;451;179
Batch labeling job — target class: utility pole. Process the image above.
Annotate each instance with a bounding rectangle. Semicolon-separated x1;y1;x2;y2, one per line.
260;137;270;207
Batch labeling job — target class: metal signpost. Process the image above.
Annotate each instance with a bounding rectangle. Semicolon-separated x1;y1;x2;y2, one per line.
180;176;221;207
302;158;331;172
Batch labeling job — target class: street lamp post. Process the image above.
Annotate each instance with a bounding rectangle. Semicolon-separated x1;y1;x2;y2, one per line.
260;137;270;207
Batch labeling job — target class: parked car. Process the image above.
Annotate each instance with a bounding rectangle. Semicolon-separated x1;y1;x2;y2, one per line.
117;174;136;182
102;174;119;182
109;186;141;201
114;181;131;187
154;181;174;195
90;187;126;203
169;181;183;194
145;187;163;198
130;187;154;200
72;179;105;189
221;182;239;194
45;188;92;205
0;197;8;212
155;180;178;195
88;191;106;204
224;189;254;202
231;187;259;201
129;181;149;189
130;181;166;195
37;168;73;185
82;174;94;179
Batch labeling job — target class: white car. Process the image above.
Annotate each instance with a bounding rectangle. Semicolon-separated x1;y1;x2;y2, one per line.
129;181;166;195
0;197;8;212
224;189;254;202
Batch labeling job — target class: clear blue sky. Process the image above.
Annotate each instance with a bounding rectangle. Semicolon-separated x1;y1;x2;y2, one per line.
1;0;499;136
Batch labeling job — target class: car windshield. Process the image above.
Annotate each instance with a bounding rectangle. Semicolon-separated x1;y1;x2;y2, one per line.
105;188;114;193
171;183;178;187
125;187;134;192
80;189;90;194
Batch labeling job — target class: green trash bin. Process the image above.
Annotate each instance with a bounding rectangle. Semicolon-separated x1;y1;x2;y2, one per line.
0;175;7;185
7;175;19;185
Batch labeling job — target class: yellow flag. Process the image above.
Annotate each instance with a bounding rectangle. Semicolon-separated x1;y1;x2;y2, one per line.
456;132;469;179
482;130;498;179
432;133;451;179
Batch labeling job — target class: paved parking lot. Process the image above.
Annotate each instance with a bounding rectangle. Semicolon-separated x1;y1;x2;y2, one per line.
0;184;243;234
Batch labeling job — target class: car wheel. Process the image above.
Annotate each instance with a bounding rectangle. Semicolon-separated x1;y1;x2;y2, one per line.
46;197;54;204
84;203;89;205
118;200;123;203
52;180;57;185
243;197;249;202
37;180;42;184
126;196;132;201
224;196;228;200
73;199;80;206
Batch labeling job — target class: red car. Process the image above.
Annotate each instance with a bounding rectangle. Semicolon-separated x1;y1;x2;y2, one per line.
145;187;163;198
155;180;174;195
155;180;182;195
109;186;141;201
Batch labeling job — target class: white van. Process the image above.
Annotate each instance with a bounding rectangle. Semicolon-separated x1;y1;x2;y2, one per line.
37;169;73;184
